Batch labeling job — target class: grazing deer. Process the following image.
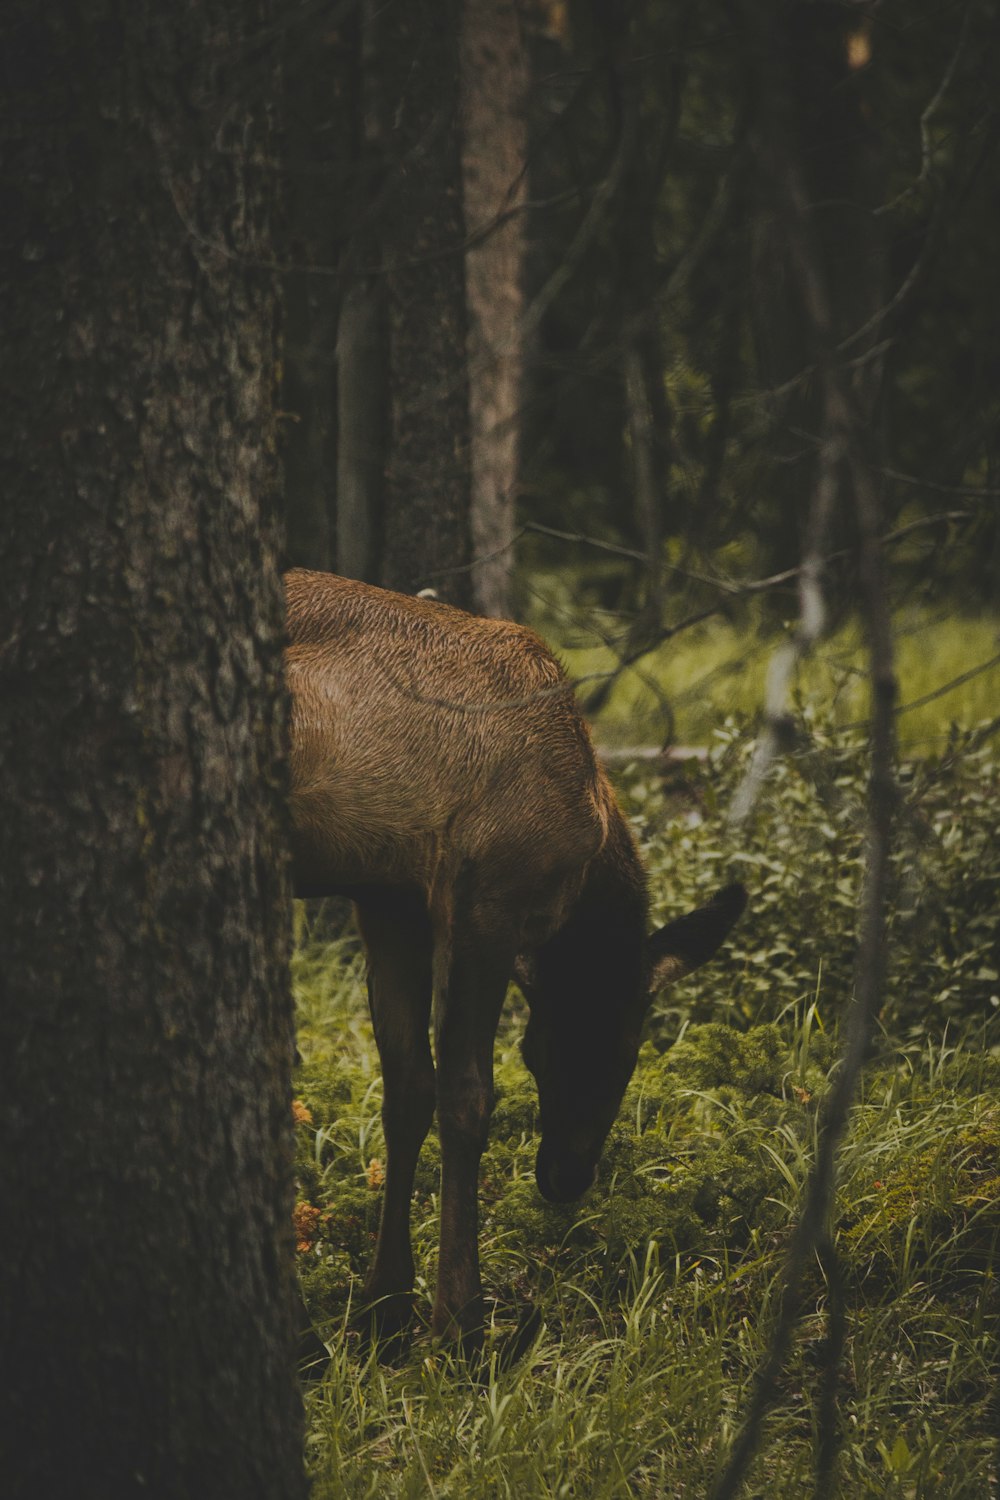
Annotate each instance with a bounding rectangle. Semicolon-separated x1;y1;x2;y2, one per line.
285;569;745;1349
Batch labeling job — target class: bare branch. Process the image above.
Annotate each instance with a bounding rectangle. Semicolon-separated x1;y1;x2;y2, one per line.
518;102;636;347
876;3;975;216
840;648;1000;732
727;413;841;826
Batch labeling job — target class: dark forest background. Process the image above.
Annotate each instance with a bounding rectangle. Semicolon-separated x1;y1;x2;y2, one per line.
281;0;999;633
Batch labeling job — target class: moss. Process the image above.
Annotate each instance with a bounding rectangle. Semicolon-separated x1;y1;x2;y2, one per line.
299;1250;356;1324
491;1066;540;1136
485;1026;816;1283
658;1022;788;1093
293;1061;354;1126
840;1111;1000;1285
291;923;998;1340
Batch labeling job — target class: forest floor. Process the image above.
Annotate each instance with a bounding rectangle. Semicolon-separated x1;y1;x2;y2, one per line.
295;702;1000;1498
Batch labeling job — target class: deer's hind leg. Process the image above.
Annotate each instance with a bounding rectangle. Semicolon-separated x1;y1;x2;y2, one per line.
354;889;435;1341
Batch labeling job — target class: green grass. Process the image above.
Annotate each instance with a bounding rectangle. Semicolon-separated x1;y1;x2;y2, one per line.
295;953;999;1496
292;728;1000;1496
531;599;999;750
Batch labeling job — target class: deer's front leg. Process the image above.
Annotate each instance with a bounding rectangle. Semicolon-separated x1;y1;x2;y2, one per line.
432;934;511;1351
355;892;435;1340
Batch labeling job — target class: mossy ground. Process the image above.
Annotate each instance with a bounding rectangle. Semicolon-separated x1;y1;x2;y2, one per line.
294;726;1000;1497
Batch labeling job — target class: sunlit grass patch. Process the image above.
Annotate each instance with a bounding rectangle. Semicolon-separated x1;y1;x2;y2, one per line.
544;604;999;749
294;970;999;1496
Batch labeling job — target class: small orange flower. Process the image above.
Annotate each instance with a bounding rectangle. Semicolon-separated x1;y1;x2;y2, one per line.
292;1099;313;1127
367;1157;385;1191
293;1201;323;1253
792;1085;812;1105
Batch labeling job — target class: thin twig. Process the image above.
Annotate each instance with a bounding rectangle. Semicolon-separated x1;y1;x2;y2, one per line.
839;649;1000;731
876;4;975;216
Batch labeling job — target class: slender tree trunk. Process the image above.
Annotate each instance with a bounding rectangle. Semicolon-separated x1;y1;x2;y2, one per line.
749;1;885;584
0;6;305;1497
281;11;356;571
372;0;474;607
336;278;387;580
461;0;529;617
337;0;389;584
614;10;685;629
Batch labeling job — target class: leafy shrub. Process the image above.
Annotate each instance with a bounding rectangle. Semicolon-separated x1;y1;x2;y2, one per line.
621;718;1000;1041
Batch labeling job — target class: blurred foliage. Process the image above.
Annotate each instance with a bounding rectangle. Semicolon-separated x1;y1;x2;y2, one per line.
516;0;1000;625
620;717;1000;1042
526;587;1000;748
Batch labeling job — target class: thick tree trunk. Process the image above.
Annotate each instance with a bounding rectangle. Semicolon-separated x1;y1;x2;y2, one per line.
372;0;474;607
0;6;305;1498
461;0;528;617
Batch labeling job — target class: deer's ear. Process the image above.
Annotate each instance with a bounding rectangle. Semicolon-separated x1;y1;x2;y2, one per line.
647;883;747;994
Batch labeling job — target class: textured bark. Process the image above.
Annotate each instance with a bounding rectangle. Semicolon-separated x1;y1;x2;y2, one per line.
282;241;337;569
0;6;304;1498
281;12;357;572
614;17;681;628
337;277;387;580
335;0;389;585
460;0;528;617
372;0;474;607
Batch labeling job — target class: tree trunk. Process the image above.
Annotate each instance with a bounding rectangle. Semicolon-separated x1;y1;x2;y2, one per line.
460;0;529;617
336;0;389;585
336;277;387;581
281;51;339;572
0;6;305;1497
281;8;362;573
372;0;474;607
748;1;885;585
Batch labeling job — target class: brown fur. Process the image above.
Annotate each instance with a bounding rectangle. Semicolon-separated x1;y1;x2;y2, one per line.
286;570;615;938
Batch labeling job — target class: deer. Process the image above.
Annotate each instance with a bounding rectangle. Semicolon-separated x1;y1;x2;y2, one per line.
285;568;746;1351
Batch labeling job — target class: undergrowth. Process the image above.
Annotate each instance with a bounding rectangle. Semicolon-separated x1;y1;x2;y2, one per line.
294;728;1000;1497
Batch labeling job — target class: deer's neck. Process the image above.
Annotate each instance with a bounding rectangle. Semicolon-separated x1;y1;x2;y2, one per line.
535;805;649;1022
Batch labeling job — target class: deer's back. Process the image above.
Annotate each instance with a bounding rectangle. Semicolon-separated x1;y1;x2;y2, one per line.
285;571;612;936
